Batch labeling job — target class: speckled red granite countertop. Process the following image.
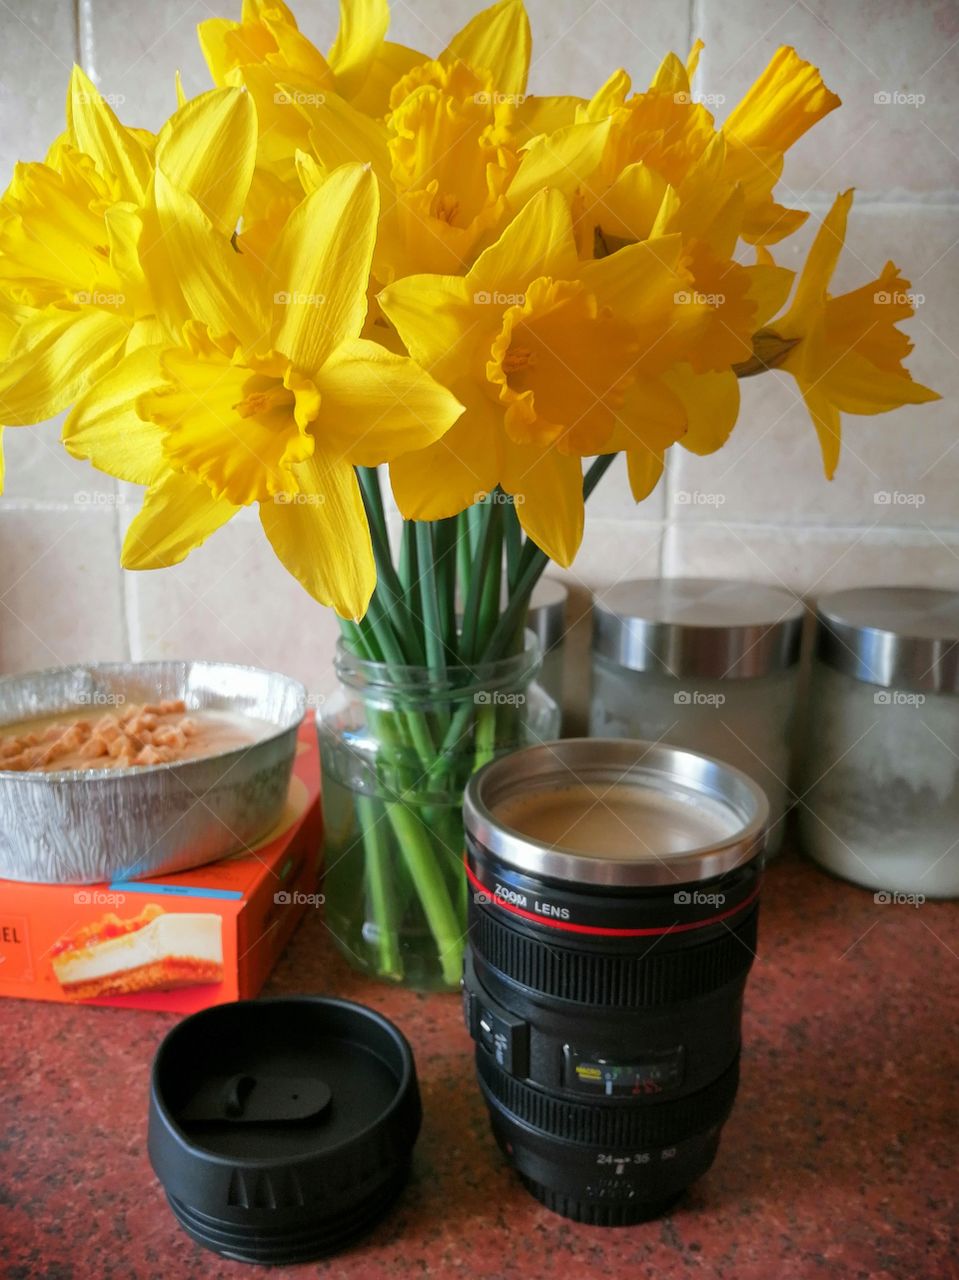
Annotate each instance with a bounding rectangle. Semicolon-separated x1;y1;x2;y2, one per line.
1;848;956;1280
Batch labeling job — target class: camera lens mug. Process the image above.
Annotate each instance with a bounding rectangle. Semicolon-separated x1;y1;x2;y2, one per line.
462;739;768;1224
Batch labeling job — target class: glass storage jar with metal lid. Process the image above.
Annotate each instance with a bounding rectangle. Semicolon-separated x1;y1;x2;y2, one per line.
527;578;568;733
590;578;804;855
799;586;959;897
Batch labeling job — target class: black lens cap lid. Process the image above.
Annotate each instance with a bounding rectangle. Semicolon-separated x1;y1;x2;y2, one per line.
148;997;421;1265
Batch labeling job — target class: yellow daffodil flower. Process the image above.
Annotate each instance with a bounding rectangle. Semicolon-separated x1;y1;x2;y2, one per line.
0;65;156;485
281;0;531;281
0;70;256;490
723;46;841;244
505;42;839;261
64;155;463;619
378;188;706;565
767;190;939;478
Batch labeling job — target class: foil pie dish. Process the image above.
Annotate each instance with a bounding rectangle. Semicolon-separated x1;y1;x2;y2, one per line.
0;661;307;884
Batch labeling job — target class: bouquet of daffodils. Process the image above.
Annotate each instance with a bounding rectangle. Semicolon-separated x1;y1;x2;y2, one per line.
0;0;937;986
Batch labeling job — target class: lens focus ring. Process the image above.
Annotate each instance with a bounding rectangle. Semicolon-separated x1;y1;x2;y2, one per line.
471;904;758;1007
477;1048;740;1149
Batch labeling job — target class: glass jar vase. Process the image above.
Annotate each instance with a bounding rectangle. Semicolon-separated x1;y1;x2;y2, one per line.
317;633;559;991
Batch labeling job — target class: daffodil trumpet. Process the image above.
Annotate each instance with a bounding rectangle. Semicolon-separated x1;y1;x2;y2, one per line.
0;0;939;988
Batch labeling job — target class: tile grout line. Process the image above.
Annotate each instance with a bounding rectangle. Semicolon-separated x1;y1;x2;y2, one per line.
76;0;97;81
78;0;133;661
662;0;704;580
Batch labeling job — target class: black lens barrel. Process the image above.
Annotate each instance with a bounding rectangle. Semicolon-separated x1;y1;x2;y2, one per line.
462;740;767;1225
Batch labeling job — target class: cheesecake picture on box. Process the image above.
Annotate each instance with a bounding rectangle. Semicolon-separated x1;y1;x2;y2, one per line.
50;904;224;1000
0;715;322;1013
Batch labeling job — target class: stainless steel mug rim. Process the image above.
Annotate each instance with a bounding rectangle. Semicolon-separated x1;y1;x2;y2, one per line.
463;738;769;888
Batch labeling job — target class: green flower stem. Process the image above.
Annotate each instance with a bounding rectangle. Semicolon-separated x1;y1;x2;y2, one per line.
398;520;422;636
357;467;425;667
474;702;497;770
476;503;504;659
504;498;523;593
460;498;498;662
355;793;403;979
433;517;458;659
434;455;619;763
455;510;473;612
383;797;464;986
415;521;447;687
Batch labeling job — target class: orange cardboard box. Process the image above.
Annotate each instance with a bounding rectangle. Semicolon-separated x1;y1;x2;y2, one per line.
0;717;322;1012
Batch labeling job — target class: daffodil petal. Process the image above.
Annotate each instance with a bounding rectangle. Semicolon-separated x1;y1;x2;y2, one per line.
501;442;584;568
271;163;378;371
329;0;389;99
259;452;375;619
444;0;531;96
625;448;665;503
724;46;841;155
801;388;842;480
664;366;740;455
508;119;610;209
781;190;853;331
155;87;256;236
300;89;392;182
196;19;240;87
577;234;684;329
67;66;153;202
154;169;265;347
314;337;463;465
390;393;502;520
744;260;795;327
63;344;168;484
376;274;478;383
470;189;579;296
605;375;688;454
0;307;128;425
122;469;239;570
140;345;315;505
821;353;940;416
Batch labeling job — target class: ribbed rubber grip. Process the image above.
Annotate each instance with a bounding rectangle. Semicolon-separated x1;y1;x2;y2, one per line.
471;905;758;1006
477;1050;739;1150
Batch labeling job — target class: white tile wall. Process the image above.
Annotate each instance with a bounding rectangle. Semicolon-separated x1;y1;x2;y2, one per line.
0;0;956;695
